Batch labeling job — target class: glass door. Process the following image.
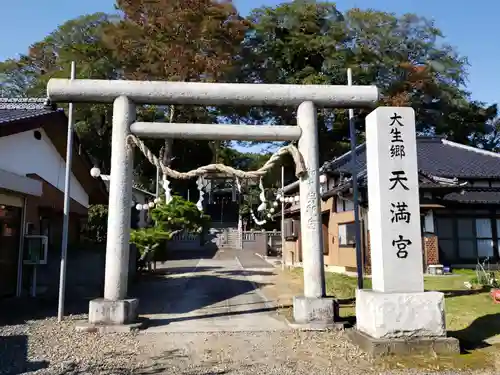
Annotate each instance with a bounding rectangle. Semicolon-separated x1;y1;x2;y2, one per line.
0;204;22;297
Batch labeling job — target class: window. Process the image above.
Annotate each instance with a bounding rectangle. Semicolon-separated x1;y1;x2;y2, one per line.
335;198;354;213
476;218;494;258
338;222;356;246
436;217;453;237
436;216;496;262
457;218;475;259
436;217;455;263
344;200;354;211
284;218;299;240
335;198;343;212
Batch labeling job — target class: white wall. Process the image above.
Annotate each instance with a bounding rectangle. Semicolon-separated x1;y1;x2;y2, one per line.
0;129;89;208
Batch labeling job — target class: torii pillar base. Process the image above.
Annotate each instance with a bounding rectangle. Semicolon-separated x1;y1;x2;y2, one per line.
289;296;345;330
75;298;143;333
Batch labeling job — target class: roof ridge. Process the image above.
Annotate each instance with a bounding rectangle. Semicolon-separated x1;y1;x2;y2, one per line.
465;186;500;191
416;135;445;142
441;139;500;160
324;136;441;169
0;97;55;110
100;174;155;196
322;143;366;171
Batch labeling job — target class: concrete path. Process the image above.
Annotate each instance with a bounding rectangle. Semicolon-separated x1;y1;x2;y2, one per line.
135;249;290;333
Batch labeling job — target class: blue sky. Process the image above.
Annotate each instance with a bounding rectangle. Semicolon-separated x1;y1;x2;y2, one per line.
1;0;497;162
1;0;497;106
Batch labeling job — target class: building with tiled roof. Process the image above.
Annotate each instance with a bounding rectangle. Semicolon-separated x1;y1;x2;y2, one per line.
0;98;108;297
281;136;500;271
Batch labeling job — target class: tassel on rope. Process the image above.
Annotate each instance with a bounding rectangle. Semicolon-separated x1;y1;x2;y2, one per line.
236;178;243;231
162;176;172;204
196;176;205;211
257;177;267;212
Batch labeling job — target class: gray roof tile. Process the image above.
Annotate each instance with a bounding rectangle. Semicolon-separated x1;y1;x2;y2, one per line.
324;137;500;204
0;98;58;124
323;136;500;179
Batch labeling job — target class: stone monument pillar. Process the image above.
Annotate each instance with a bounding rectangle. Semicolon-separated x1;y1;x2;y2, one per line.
350;107;459;355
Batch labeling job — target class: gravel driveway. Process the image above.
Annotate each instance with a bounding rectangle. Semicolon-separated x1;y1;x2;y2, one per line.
2;318;498;374
1;249;498;374
136;249;288;333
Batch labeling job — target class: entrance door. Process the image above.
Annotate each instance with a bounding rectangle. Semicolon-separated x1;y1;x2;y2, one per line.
0;204;22;297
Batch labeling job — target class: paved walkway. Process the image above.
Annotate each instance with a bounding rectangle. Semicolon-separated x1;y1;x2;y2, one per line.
135;249;290;333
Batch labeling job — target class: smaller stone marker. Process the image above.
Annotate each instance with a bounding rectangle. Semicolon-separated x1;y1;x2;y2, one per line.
350;107;459;355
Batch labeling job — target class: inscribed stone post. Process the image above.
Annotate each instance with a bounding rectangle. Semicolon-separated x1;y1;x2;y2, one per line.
297;101;326;299
366;107;424;293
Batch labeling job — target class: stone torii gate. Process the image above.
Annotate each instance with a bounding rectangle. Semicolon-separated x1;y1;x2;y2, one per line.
47;79;378;329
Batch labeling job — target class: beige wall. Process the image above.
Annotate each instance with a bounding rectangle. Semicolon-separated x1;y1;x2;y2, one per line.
320;197;332;213
283;196;360;271
283;195;441;274
324;208;357;269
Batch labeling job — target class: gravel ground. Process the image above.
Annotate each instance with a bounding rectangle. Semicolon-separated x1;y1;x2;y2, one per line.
0;314;147;375
1;316;498;375
1;253;498;375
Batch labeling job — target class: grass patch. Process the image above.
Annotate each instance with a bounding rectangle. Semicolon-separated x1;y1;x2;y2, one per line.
325;273;372;300
285;267;500;370
374;349;497;372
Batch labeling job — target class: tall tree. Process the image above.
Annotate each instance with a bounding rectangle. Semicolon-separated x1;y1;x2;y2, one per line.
343;9;497;143
103;0;250;170
2;1;498;188
0;13;121;96
235;1;496;159
0;11;223;191
105;0;248;82
0;13;122;173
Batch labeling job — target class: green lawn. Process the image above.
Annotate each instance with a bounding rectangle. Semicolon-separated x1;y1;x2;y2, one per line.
286;268;500;370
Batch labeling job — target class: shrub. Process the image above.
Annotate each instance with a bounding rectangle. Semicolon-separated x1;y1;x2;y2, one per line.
83;204;108;244
130;195;210;269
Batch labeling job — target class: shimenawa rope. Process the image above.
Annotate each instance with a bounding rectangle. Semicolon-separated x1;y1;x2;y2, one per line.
126;134;306;179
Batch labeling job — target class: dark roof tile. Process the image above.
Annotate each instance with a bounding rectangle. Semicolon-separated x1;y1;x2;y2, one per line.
0;98;58;125
324;136;500;179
